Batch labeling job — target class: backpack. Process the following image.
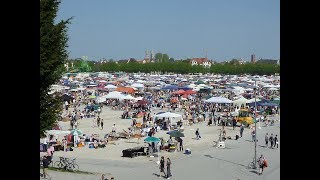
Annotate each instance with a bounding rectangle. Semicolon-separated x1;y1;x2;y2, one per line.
263;159;268;167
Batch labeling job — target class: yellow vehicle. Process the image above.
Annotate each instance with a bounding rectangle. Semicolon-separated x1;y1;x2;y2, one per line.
235;108;254;127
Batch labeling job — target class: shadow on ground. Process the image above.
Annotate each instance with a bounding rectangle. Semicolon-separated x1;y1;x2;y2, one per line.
204;155;247;168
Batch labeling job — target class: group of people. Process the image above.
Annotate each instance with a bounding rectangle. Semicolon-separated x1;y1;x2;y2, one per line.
265;133;279;148
159;156;172;179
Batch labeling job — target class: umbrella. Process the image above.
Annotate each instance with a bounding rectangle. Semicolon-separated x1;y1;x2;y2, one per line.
70;129;83;136
166;130;185;137
144;136;160;143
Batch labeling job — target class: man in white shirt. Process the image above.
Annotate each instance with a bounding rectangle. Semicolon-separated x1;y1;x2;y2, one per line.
112;124;116;135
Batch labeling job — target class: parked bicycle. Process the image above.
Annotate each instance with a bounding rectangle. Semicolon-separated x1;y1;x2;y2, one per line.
54;156;79;171
54;156;68;169
66;158;79;171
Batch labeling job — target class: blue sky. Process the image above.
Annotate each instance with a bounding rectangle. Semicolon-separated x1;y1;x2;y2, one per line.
56;0;279;62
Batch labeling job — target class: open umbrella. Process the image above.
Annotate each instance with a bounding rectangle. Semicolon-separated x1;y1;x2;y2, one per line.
70;129;83;136
166;130;185;137
144;136;160;143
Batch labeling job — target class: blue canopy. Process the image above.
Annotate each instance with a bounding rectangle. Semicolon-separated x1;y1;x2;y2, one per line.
162;85;179;90
178;86;192;91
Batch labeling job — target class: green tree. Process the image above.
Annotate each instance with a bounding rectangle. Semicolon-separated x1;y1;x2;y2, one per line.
40;0;71;137
155;53;162;62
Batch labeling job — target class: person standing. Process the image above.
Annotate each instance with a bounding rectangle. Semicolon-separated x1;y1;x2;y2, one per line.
274;134;279;148
265;133;269;147
100;119;104;130
62;138;67;152
42;155;51;179
240;125;244;137
97;116;101;128
195;128;201;140
251;130;256;142
179;138;183;152
258;155;266;175
159;156;166;178
269;133;274;148
112;124;116;135
232;118;237;130
166;157;172;179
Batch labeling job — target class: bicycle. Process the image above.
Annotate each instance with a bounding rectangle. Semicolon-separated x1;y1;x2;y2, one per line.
54;156;68;169
65;158;79;171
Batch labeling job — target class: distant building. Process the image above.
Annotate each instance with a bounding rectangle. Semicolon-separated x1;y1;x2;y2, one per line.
190;58;212;68
251;54;256;63
256;59;278;64
238;60;247;64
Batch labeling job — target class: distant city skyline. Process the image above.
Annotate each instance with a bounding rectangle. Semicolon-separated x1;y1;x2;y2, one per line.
57;0;280;62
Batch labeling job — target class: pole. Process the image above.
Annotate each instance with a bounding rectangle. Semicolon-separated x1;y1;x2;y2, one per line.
254;80;257;169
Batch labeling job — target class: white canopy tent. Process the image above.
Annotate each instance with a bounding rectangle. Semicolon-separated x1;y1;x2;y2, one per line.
247;98;262;103
154;112;182;124
232;96;249;106
104;84;117;89
120;94;136;100
204;96;233;103
100;91;124;99
131;83;144;88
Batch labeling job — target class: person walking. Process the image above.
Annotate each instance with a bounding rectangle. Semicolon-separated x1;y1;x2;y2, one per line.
166;157;172;179
97;116;101;128
100;119;104;130
274;134;279;148
265;133;269;147
179;138;183;152
258;155;266;175
112;124;116;135
269;133;274;148
251;130;256;142
240;125;244;137
195;128;201;140
232;118;237;130
159;156;166;178
42;155;51;179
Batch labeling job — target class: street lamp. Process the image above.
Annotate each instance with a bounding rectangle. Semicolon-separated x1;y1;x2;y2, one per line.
253;79;258;169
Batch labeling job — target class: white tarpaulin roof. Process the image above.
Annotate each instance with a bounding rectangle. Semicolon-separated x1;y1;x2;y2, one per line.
247;98;262;103
204;96;233;103
120;94;136;100
104;84;117;89
101;91;124;99
154;112;182;124
46;130;71;135
154;112;182;118
131;83;144;88
233;96;249;105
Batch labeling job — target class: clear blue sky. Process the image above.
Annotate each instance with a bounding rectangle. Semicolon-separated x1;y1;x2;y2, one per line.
56;0;279;62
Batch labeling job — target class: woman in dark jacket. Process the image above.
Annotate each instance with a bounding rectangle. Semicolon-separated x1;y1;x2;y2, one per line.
159;156;166;177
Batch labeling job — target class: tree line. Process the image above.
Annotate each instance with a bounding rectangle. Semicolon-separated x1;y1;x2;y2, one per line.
69;60;279;75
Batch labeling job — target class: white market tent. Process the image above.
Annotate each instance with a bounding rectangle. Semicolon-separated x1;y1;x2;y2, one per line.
131;83;145;88
104;84;117;89
247;98;262;103
46;130;71;136
204;96;233;103
154;112;182;124
101;91;124;99
232;96;249;106
120;94;136;100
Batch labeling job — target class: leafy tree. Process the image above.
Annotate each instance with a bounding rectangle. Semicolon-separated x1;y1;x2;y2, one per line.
40;0;71;137
155;53;163;62
169;58;175;62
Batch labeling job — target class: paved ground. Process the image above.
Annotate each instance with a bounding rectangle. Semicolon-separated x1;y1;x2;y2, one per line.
42;119;280;180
